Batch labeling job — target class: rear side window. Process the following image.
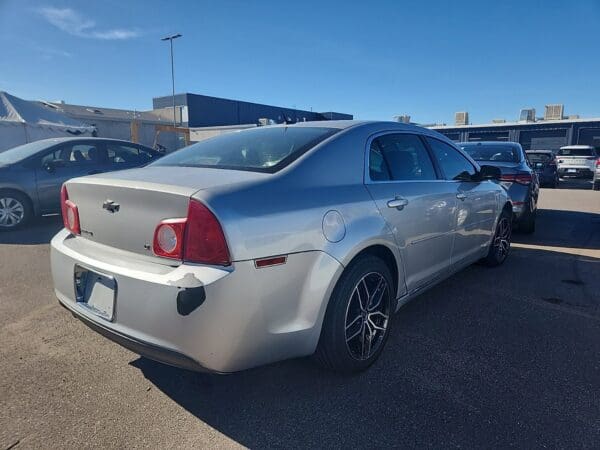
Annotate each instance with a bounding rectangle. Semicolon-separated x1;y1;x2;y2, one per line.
427;138;477;181
369;134;437;181
106;144;156;165
151;126;338;173
557;147;595;156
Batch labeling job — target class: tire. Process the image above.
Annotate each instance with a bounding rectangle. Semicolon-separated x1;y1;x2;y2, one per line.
593;182;600;191
518;200;536;234
0;190;33;231
483;209;512;267
315;255;394;373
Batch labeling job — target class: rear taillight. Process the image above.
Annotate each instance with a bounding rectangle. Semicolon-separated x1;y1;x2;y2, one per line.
60;184;80;235
152;199;230;266
596;159;600;167
500;173;532;185
153;218;186;259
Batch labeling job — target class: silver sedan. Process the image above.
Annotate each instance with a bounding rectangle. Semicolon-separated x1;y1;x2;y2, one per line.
51;121;512;373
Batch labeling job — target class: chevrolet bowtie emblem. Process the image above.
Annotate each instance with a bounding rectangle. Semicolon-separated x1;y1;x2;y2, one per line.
102;199;120;213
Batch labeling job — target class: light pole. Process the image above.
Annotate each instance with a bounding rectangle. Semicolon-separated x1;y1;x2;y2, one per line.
161;33;182;128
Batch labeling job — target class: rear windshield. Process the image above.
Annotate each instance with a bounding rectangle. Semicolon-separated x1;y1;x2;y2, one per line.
557;147;595;156
151;126;338;173
460;144;520;163
527;153;553;163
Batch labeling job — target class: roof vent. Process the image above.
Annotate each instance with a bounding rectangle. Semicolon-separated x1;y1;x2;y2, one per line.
85;108;103;115
455;112;469;126
544;104;564;120
519;108;536;122
492;119;506;124
394;115;411;124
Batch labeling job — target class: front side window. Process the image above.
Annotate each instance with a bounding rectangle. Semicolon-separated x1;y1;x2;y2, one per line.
369;134;437;181
427;138;477;181
151;126;338;173
40;143;103;167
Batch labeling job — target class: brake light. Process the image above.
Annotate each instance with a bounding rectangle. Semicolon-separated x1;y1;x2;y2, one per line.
153;199;230;266
499;173;532;185
60;184;80;235
184;199;230;265
596;159;600;167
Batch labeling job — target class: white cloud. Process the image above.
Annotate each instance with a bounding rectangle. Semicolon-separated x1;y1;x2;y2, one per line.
38;7;140;40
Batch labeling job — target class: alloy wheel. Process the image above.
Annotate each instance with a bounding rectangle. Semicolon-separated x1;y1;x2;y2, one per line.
493;217;511;260
0;197;25;228
344;272;391;360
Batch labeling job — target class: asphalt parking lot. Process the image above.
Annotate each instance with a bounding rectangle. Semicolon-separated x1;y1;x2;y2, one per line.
1;181;599;449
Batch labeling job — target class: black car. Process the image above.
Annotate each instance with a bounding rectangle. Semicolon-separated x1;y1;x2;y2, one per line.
0;137;160;230
526;150;559;188
460;141;539;233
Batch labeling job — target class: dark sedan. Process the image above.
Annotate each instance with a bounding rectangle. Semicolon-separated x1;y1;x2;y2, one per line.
0;137;160;229
526;150;559;188
460;141;539;233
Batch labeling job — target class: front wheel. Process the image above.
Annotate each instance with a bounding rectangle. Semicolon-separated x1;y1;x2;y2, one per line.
0;191;32;231
315;256;394;372
483;210;512;267
593;181;600;191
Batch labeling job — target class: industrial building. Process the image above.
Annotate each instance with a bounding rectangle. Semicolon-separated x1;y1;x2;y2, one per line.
427;104;600;152
152;92;353;128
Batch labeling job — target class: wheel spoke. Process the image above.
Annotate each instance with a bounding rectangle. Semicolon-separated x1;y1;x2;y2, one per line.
346;322;364;343
345;314;362;331
367;277;386;311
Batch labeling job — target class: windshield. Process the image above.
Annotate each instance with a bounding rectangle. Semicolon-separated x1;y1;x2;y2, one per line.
0;140;55;165
527;153;553;163
557;147;595;156
151;126;338;173
460;144;520;163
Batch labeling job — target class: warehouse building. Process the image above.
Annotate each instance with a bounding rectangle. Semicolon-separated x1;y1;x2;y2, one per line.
152;92;353;128
427;105;600;152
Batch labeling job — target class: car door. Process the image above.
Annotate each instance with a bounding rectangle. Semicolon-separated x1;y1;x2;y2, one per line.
365;132;458;292
425;137;498;265
34;141;109;213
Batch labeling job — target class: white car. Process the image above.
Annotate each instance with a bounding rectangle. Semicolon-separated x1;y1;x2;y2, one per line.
556;145;598;179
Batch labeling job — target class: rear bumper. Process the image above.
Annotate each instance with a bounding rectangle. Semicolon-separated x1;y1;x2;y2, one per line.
51;229;343;373
558;167;594;178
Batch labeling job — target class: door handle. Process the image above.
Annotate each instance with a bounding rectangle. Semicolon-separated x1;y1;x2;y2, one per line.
387;197;409;210
456;192;467;201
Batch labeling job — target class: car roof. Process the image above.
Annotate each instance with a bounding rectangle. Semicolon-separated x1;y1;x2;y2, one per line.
29;136;153;147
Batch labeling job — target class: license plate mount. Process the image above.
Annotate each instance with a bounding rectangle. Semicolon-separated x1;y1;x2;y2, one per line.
567;168;577;173
74;265;116;321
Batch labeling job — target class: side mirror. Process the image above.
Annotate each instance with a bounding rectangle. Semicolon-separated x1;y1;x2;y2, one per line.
42;161;55;173
478;165;501;181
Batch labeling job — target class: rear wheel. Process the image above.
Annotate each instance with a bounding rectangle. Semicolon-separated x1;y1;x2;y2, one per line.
483;210;512;266
519;199;536;234
593;181;600;191
0;191;32;231
315;256;393;372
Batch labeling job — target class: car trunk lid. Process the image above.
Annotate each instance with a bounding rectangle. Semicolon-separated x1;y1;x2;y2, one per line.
63;166;268;262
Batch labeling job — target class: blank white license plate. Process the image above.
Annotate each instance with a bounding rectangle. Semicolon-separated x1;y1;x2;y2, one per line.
567;169;577;173
74;265;116;321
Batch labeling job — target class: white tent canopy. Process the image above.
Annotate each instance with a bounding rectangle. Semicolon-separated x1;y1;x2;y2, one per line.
0;91;95;151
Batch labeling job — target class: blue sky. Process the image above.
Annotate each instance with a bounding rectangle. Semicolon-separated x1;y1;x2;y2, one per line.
0;0;599;124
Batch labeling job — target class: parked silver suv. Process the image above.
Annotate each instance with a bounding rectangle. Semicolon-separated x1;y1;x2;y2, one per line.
557;145;598;179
